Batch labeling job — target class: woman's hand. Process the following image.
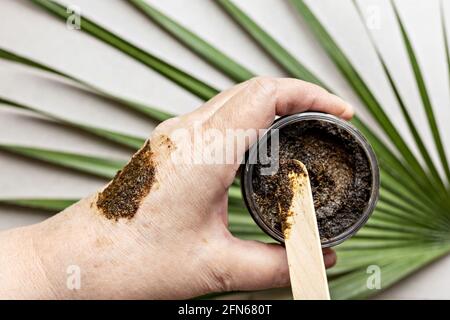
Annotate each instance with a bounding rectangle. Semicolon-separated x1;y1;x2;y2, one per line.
0;77;352;299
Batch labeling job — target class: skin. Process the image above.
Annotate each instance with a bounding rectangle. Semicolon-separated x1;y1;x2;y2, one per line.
0;77;353;299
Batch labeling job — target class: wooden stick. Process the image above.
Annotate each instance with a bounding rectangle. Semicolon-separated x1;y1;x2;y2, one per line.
284;160;330;300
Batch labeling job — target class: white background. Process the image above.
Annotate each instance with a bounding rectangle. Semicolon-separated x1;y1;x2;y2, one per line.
1;0;450;299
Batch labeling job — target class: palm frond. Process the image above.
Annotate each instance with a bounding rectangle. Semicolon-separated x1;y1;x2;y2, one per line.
126;0;254;82
0;97;145;149
29;0;218;100
391;0;450;186
0;144;124;178
0;198;77;211
0;47;172;122
443;0;450;94
352;0;443;191
217;0;327;87
330;244;450;299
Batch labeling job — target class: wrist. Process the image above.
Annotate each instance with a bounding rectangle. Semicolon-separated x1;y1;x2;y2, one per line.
0;224;59;299
28;195;127;298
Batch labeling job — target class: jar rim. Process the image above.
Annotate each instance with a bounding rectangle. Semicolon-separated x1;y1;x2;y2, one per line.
240;112;380;248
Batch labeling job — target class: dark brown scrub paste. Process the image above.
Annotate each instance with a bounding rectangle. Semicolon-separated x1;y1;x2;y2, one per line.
96;140;156;220
251;120;372;242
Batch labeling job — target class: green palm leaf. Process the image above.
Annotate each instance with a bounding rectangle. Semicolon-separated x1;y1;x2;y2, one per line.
126;0;254;82
352;1;443;190
0;47;172;122
0;198;77;211
355;117;445;213
29;0;218;101
217;0;327;87
0;47;69;78
0;97;145;149
0;144;124;178
391;0;450;185
330;244;450;299
443;0;450;94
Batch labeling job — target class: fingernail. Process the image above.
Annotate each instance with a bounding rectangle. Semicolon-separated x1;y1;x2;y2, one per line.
323;250;337;267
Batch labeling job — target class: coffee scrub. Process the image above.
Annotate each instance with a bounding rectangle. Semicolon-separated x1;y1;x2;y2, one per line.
96;140;156;220
241;113;379;247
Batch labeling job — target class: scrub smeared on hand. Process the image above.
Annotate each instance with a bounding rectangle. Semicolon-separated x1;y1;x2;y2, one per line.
96;140;156;220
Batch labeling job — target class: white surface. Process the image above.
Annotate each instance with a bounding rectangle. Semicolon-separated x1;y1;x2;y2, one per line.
0;0;449;299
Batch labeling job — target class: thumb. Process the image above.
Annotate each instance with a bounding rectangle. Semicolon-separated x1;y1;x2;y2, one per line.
220;239;337;292
222;239;290;292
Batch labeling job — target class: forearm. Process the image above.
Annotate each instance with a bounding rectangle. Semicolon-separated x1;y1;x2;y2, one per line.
0;196;135;299
0;224;55;299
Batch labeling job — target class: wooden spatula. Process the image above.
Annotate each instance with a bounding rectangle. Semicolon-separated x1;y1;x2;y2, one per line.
282;159;330;300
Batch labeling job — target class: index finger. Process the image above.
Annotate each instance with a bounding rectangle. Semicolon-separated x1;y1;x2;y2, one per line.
209;77;353;134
